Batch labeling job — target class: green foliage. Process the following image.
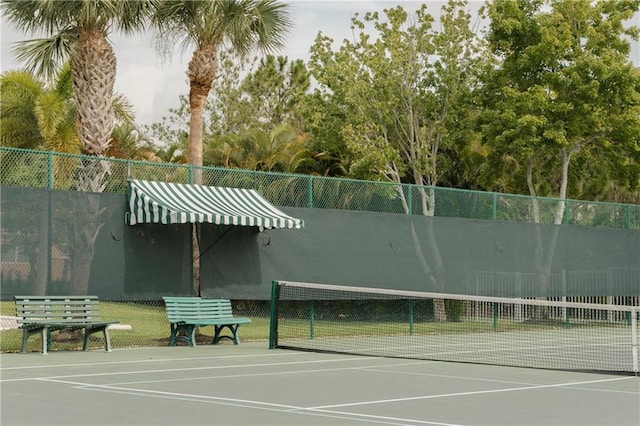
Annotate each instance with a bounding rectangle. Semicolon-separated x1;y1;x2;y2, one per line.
478;0;640;206
0;70;44;149
0;66;80;153
308;1;484;214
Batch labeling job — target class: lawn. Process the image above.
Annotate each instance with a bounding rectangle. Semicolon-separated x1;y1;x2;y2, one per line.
0;300;272;353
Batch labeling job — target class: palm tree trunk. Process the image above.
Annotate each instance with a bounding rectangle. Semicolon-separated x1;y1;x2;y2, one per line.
188;82;209;297
32;196;50;295
188;46;217;296
67;29;116;295
69;190;105;294
72;29;115;156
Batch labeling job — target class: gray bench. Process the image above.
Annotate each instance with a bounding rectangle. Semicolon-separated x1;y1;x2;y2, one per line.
15;295;118;354
163;297;251;346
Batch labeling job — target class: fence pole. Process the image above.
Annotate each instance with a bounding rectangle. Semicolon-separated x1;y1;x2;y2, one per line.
47;151;53;292
492;193;498;220
47;152;54;189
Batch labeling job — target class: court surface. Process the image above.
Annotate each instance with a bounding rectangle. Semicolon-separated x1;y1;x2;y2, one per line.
1;342;639;426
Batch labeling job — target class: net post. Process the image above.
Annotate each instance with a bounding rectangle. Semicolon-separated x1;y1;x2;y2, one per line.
269;281;280;349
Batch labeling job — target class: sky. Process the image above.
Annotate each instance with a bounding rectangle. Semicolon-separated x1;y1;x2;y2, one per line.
1;1;639;127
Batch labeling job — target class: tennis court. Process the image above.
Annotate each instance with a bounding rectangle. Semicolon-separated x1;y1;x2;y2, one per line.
1;343;638;426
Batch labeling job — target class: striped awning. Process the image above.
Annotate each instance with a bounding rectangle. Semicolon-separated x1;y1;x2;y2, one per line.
126;179;304;229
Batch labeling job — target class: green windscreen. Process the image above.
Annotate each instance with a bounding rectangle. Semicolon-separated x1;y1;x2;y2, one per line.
1;186;638;300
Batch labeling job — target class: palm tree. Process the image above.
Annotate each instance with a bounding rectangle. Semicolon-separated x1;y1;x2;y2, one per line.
1;66;81;153
204;125;318;173
1;66;79;295
2;0;154;189
1;69;49;150
151;0;293;182
151;0;291;296
2;0;154;294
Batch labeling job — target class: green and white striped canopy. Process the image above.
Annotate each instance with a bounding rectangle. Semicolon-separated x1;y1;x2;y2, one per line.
126;179;304;229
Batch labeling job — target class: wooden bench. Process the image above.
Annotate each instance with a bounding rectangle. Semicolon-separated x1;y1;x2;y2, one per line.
15;296;118;354
163;297;251;347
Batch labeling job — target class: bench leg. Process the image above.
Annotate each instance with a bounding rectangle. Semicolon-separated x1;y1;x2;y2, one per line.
21;327;50;354
213;324;240;345
21;329;30;353
188;325;197;347
83;328;91;351
82;327;113;352
169;323;178;346
103;327;112;352
41;327;48;355
170;324;197;346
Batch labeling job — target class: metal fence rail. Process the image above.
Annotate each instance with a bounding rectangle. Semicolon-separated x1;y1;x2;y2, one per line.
1;146;638;229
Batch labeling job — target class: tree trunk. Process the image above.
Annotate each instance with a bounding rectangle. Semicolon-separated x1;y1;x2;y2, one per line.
414;186;448;321
192;224;201;297
32;195;50;295
187;45;217;295
72;29;115;155
68;187;105;295
67;28;116;295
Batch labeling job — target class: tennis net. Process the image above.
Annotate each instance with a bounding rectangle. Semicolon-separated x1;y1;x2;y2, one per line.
269;281;639;375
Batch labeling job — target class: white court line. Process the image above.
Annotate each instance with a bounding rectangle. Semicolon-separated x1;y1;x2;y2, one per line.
299;408;461;426
358;368;640;395
308;376;636;409
0;350;309;371
37;377;452;426
25;363;635;426
0;356;386;382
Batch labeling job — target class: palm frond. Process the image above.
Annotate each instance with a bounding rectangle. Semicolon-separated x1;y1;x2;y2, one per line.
112;93;136;125
34;91;68;140
12;32;75;80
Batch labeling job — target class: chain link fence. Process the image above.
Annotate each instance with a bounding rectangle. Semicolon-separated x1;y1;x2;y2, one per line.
2;147;638;228
1;147;638;352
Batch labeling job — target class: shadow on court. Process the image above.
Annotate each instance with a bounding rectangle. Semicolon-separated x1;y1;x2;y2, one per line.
1;343;638;426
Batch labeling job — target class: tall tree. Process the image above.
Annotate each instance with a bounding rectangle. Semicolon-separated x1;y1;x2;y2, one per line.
206;52;310;136
151;0;292;296
308;1;483;319
309;1;482;215
1;70;44;150
1;66;79;296
151;0;292;181
479;0;640;222
240;55;310;131
2;0;154;294
478;0;640;299
2;0;154;185
204;124;316;173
